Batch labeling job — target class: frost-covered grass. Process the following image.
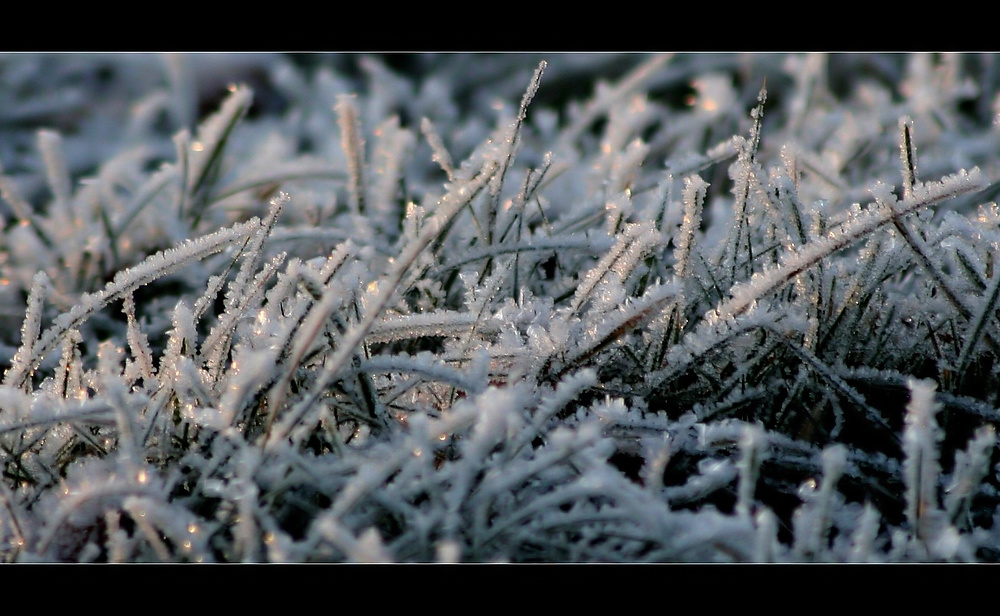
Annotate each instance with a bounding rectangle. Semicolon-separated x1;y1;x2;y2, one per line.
2;52;1000;562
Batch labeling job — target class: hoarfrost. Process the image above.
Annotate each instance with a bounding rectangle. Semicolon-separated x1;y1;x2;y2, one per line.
3;53;1000;563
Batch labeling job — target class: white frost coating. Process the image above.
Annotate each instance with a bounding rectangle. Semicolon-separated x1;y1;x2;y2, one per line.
647;301;808;391
793;443;848;559
820;443;848;483
220;341;279;426
96;340;125;383
368;310;497;343
558;280;679;376
675;174;708;278
945;424;996;526
606;138;650;197
336;94;366;216
868;180;897;206
421;117;455;180
370;115;415;222
3;217;257;388
848;502;883;563
263;277;346;428
37;130;72;215
352;527;392;563
435;539;461;563
204;249;287;383
710;167;985;323
736;423;767;518
570;221;662;315
7;271;49;386
220;193;287;320
591;272;626;313
267;156;500;446
7;54;1000;563
123;294;155;383
902;377;943;538
161;300;198;377
361;352;484;395
440;385;528;539
187;85;252;192
467;386;523;455
510;369;596;456
0;385;32;422
753;507;780;562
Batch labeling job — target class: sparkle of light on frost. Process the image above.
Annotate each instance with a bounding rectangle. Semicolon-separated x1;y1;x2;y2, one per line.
188;523;199;534
691;95;717;111
367;280;379;295
264;532;276;544
437;433;448;441
413;447;423;458
182;540;192;550
192;142;204;152
137;469;148;484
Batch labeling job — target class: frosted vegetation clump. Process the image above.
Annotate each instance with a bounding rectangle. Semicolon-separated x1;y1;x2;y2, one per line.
3;52;1000;562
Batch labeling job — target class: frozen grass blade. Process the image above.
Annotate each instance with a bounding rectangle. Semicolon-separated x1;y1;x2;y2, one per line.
736;424;766;518
945;425;996;529
553;281;679;381
711;167;986;323
569;222;662;316
954;246;1000;385
265;158;499;445
3;217;258;388
337;95;367;216
37;130;72;219
793;443;847;559
7;272;49;391
185;85;253;225
421;117;455;181
674;174;708;279
903;378;943;544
